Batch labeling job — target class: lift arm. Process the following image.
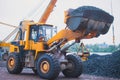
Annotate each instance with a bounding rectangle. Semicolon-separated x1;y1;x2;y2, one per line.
47;29;97;45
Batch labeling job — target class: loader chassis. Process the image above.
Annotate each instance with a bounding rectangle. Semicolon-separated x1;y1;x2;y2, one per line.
0;0;114;79
5;23;83;79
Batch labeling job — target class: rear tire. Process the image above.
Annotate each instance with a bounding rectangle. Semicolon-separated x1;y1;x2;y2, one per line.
7;53;23;74
62;54;83;77
36;53;60;80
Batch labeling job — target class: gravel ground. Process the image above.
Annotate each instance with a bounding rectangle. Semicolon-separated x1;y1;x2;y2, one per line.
0;61;119;80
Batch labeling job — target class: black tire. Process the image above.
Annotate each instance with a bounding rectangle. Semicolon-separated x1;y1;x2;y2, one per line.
62;54;83;78
7;53;23;74
36;53;60;80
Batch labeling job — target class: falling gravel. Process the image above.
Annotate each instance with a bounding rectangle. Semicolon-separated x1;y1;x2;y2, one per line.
83;50;120;79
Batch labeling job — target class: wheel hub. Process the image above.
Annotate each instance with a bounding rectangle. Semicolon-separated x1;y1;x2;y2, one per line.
67;60;75;71
40;61;50;73
8;58;15;68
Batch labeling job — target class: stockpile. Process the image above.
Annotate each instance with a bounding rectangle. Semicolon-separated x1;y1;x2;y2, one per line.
83;50;120;78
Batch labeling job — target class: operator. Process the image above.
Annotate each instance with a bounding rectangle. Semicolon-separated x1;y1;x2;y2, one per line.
38;30;44;41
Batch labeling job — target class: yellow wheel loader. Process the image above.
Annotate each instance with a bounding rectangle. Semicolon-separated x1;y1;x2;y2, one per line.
0;0;114;79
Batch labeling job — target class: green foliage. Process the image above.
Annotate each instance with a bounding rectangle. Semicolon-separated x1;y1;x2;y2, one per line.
68;43;80;52
86;44;119;52
68;43;120;53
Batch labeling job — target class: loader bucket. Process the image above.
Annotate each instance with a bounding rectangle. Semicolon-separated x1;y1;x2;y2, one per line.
65;6;114;37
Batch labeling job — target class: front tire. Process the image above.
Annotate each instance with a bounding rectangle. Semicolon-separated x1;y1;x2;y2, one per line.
7;53;23;74
62;54;83;77
36;53;60;80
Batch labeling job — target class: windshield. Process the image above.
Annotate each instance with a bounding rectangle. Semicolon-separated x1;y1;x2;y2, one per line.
30;25;57;42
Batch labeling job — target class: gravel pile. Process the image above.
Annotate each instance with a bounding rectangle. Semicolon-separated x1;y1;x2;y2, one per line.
83;50;120;78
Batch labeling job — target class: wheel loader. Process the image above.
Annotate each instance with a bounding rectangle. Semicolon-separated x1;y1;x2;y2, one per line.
0;0;114;79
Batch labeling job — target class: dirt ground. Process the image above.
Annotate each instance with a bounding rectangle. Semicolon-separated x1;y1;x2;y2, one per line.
0;61;119;80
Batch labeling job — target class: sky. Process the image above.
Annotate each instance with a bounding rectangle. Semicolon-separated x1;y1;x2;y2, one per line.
0;0;120;45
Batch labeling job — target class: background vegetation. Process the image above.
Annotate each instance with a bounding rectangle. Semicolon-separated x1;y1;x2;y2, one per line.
68;42;120;53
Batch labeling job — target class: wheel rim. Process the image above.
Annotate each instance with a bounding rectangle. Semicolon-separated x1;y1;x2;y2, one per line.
40;61;50;73
8;57;15;69
67;60;75;72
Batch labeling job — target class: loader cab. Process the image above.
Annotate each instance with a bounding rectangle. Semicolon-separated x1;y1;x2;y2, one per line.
17;23;57;42
29;24;57;42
